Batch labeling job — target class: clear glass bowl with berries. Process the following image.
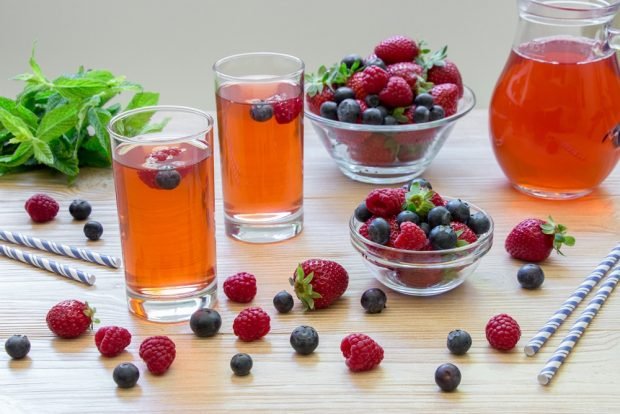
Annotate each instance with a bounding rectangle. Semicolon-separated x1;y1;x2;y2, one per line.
305;36;476;184
349;179;493;296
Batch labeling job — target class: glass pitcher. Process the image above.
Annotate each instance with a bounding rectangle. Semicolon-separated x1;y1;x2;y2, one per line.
490;0;620;199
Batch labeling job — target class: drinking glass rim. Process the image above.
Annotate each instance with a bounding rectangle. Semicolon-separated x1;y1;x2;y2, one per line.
525;0;620;14
212;52;305;82
107;105;214;144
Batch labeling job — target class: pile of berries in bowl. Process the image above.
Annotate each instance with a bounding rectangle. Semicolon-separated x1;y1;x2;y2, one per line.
305;35;475;184
349;179;493;296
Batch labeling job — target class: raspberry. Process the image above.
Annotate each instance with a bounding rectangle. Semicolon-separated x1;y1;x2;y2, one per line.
95;326;132;357
431;192;446;207
450;222;478;244
365;188;404;218
346;72;368;101
139;336;176;375
361;66;390;94
359;222;370;239
386;62;424;90
340;333;384;372
138;147;190;189
379;76;414;108
233;307;271;342
223;272;257;303
306;87;335;115
24;193;59;223
393;222;427;250
272;96;303;124
485;314;521;351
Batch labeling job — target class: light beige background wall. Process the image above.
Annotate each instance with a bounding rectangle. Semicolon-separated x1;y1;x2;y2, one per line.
0;0;518;110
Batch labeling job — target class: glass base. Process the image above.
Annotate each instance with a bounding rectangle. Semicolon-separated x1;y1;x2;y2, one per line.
337;160;430;184
225;209;303;243
513;183;593;200
127;281;217;323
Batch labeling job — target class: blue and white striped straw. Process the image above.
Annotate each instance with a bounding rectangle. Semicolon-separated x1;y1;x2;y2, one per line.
0;244;96;286
537;265;620;385
0;229;119;269
524;243;620;356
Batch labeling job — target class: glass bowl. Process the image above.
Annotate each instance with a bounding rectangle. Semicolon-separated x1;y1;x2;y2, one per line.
306;86;476;184
349;198;493;296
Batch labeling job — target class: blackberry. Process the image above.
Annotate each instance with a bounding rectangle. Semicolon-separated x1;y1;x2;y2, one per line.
290;326;319;355
364;94;380;108
435;363;461;392
320;101;338;120
69;199;92;220
427;206;452;229
429;105;445;121
361;288;387;314
4;335;30;359
273;290;294;313
467;212;491;235
446;199;470;223
336;99;361;123
155;168;181;190
362;108;383;125
447;330;472;355
341;54;363;69
354;202;372;222
113;362;140;389
413;106;430;123
517;264;545;289
396;210;420;225
429;225;457;250
84;221;103;241
189;308;222;337
230;353;253;376
414;93;434;110
334;87;356;104
249;103;273;122
368;218;390;245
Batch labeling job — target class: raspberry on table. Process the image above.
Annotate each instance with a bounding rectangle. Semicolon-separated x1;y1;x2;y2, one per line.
340;333;384;372
223;272;257;303
24;193;59;223
233;307;271;342
95;326;132;357
486;314;521;351
393;222;427;250
365;188;404;218
139;336;176;375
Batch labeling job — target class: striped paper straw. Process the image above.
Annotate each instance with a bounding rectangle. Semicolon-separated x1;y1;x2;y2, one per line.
0;244;96;286
524;243;620;356
537;265;620;385
0;229;120;269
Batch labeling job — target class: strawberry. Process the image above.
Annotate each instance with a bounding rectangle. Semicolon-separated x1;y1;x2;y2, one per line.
347;71;368;101
403;182;439;219
306;87;335;115
46;300;99;339
272;96;303;124
291;259;349;310
387;62;425;91
379;76;414;108
361;66;390;94
424;46;464;98
505;217;575;262
450;222;478;245
430;84;459;117
348;134;398;165
374;35;420;64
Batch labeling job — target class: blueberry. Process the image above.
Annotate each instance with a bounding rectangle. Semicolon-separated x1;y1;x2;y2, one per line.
319;101;338;120
414;93;434;110
446;199;470;223
290;326;319;355
413;106;430;123
467;212;491;235
361;288;387;314
155;168;181;190
365;94;380;108
113;362;140;389
84;221;103;241
427;206;452;229
435;363;461;392
368;217;390;245
517;264;545;289
69;199;92;221
362;108;383;125
420;222;430;236
4;335;30;359
364;56;387;70
447;330;472;355
354;202;372;222
396;210;420;225
250;103;273;122
429;225;457;250
376;106;389;118
230;353;253;376
429;105;445;121
189;308;222;337
334;87;356;104
273;290;294;313
383;115;397;125
408;177;432;190
341;54;363;69
336;99;361;123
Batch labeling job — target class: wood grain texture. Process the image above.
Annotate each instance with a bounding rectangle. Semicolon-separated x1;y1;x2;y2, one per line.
0;110;619;413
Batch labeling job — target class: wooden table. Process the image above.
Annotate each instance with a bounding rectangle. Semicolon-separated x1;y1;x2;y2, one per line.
0;110;619;413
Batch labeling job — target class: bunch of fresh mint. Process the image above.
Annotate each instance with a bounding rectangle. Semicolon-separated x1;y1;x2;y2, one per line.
0;52;160;181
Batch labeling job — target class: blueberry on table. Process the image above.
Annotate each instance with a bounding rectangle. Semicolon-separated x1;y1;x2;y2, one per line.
336;99;361;123
365;94;380;108
84;221;103;241
427;206;452;229
69;199;92;220
5;334;30;359
290;326;319;355
273;290;294;313
447;330;472;355
368;218;391;245
446;199;470;223
429;105;445;121
230;353;253;376
189;308;222;337
354;202;372;222
429;225;457;250
467;212;491;235
413;106;430;123
396;210;420;225
361;288;387;314
155;168;181;190
250;103;273;122
362;108;383;125
113;362;140;389
414;93;434;110
334;87;356;104
517;264;545;289
341;54;363;69
435;363;461;392
320;101;338;120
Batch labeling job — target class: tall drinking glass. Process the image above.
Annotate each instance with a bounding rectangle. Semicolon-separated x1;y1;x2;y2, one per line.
214;53;304;243
108;106;217;322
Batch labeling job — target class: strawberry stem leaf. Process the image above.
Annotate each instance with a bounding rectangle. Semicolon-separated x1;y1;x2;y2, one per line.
540;216;575;255
292;264;322;311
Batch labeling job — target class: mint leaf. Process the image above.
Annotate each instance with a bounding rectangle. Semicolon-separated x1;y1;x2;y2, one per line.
52;77;108;100
36;102;79;142
87;107;112;162
83;70;116;83
0;141;34;167
126;91;159;110
49;136;79;176
0;97;38;130
0;107;34;140
29;50;47;84
32;138;54;165
119;92;160;136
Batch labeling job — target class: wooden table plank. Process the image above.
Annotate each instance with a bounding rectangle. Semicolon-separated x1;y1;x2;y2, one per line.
0;110;619;413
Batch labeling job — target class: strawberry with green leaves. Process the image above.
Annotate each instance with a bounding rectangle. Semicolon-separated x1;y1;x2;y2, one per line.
505;217;575;262
423;46;464;98
403;182;445;219
290;259;349;310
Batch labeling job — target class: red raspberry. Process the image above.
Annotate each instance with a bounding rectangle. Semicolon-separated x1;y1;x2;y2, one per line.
272;96;303;124
374;35;420;64
395;187;407;205
139;336;176;375
379;76;414;108
149;147;182;162
306;87;335;114
24;193;59;223
95;326;132;357
387;62;424;90
431;192;446;207
451;222;478;244
138;147;190;189
340;333;384;372
486;314;521;351
361;66;390;94
393;222;427;250
347;72;368;101
356;99;368;117
233;307;270;342
223;272;257;303
359;222;370;240
365;188;404;218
